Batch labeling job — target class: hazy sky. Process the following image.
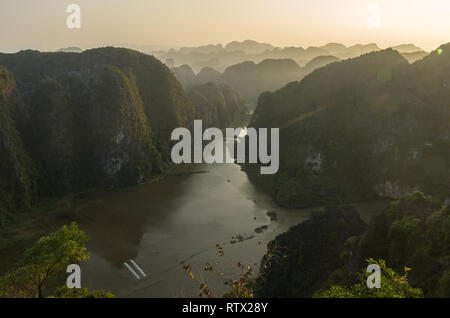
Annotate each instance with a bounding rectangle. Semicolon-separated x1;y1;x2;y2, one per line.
1;0;449;52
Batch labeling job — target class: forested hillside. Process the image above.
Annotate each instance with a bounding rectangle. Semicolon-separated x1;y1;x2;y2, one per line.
248;45;450;208
187;82;248;128
0;48;246;226
256;192;450;298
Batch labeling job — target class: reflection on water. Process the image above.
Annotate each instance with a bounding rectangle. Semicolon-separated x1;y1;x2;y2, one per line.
78;161;311;297
77;134;385;297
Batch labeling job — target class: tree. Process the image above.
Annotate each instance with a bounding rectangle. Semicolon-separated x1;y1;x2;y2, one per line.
0;222;113;298
315;259;423;298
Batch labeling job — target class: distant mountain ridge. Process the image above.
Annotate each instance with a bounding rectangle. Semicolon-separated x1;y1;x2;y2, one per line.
171;56;341;109
57;47;83;53
165;41;430;109
390;44;424;53
153;40;427;73
224;40;275;54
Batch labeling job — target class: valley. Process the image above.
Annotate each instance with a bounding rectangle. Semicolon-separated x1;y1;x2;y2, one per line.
1;40;449;298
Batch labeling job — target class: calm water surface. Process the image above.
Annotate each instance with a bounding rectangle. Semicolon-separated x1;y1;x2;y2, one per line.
77;137;386;297
77;161;313;297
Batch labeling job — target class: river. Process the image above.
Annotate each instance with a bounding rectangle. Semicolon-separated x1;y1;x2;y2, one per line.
76;134;386;297
77;160;313;297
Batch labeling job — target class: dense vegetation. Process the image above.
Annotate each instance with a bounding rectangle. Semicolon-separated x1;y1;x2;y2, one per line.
315;259;423;298
0;66;35;226
248;44;450;208
0;222;113;298
254;192;450;298
0;41;443;299
187;82;248;128
0;47;247;227
357;192;450;297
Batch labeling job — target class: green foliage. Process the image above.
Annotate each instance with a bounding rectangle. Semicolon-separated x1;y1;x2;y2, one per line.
0;222;112;298
359;192;450;297
315;259;423;298
256;192;449;298
249;46;450;208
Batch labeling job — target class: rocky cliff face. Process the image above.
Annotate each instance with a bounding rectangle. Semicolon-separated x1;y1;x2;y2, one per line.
83;66;162;188
249;45;450;208
0;47;219;225
0;66;35;225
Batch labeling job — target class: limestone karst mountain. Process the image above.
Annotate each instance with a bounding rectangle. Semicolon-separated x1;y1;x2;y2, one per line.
0;47;246;225
171;64;196;88
224;40;275;54
302;55;340;76
0;66;35;226
171;58;306;109
153;40;386;72
193;67;221;86
187;82;248;128
220;58;303;108
248;45;450;208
